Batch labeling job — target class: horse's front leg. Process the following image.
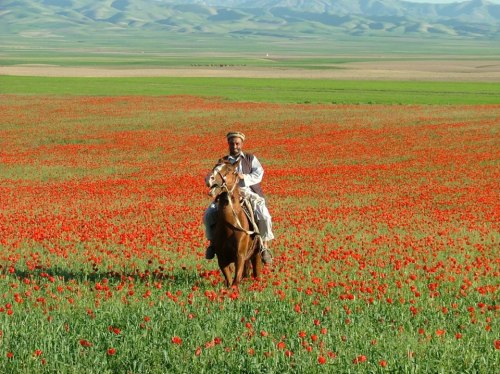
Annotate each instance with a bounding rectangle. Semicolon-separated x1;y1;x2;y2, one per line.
243;260;252;278
218;259;232;288
248;238;262;279
251;251;262;279
232;252;247;287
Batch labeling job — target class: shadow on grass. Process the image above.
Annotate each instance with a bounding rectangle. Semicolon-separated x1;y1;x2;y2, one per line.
2;265;202;286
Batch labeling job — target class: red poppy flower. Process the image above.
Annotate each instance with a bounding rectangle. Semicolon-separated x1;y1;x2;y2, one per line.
171;336;182;345
353;355;367;364
79;339;92;348
276;341;286;350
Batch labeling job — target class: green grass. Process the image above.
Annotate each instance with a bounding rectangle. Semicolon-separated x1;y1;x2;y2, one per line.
2;76;500;104
1;95;498;373
3;50;498;69
3;25;500;56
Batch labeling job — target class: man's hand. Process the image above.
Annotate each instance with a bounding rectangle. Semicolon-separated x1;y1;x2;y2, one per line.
237;172;245;180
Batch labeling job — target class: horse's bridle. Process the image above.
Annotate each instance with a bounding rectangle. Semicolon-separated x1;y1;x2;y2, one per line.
210;164;238;197
210;165;257;236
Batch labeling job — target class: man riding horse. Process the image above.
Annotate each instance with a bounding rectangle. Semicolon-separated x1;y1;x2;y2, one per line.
203;131;274;265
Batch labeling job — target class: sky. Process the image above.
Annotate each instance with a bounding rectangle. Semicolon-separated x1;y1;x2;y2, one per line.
408;0;500;3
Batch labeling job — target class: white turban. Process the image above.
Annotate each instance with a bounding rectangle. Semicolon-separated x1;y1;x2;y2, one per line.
226;131;246;141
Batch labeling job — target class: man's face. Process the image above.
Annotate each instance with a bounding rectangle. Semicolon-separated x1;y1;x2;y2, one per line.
228;137;243;156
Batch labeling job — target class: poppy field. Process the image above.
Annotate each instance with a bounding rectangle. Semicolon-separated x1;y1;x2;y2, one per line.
0;94;498;372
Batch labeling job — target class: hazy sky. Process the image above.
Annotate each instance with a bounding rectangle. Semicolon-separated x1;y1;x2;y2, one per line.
408;0;500;3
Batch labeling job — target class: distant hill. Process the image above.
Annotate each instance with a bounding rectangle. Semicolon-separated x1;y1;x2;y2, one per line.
1;0;499;41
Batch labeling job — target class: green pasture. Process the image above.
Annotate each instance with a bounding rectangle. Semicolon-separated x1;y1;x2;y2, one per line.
2;76;500;104
1;52;351;69
3;30;500;58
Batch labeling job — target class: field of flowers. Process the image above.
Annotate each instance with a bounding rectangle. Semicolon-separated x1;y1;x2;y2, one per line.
0;94;498;373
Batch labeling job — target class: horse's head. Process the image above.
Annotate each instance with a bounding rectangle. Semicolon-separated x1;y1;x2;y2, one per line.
206;158;240;198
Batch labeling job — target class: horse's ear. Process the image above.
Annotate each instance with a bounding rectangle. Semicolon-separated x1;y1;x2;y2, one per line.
218;156;231;164
216;157;228;167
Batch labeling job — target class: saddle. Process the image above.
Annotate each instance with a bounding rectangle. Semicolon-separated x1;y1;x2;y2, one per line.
240;197;265;256
240;197;260;237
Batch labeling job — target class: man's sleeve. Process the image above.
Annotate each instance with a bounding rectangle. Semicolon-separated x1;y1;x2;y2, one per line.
241;156;264;186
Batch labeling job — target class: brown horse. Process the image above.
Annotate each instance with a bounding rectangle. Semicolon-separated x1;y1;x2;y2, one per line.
206;159;262;288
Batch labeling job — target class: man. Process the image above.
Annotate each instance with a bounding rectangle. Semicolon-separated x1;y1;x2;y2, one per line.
203;131;274;264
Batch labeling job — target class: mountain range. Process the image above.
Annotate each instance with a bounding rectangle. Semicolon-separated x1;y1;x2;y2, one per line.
1;0;499;40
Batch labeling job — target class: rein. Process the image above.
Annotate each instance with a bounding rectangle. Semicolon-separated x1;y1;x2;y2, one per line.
216;171;257;236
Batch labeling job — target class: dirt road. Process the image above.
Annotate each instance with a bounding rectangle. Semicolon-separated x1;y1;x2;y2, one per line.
2;60;500;81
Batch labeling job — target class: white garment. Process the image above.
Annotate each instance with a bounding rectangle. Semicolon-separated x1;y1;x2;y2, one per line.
243;189;274;242
203;199;274;242
227;153;264;194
